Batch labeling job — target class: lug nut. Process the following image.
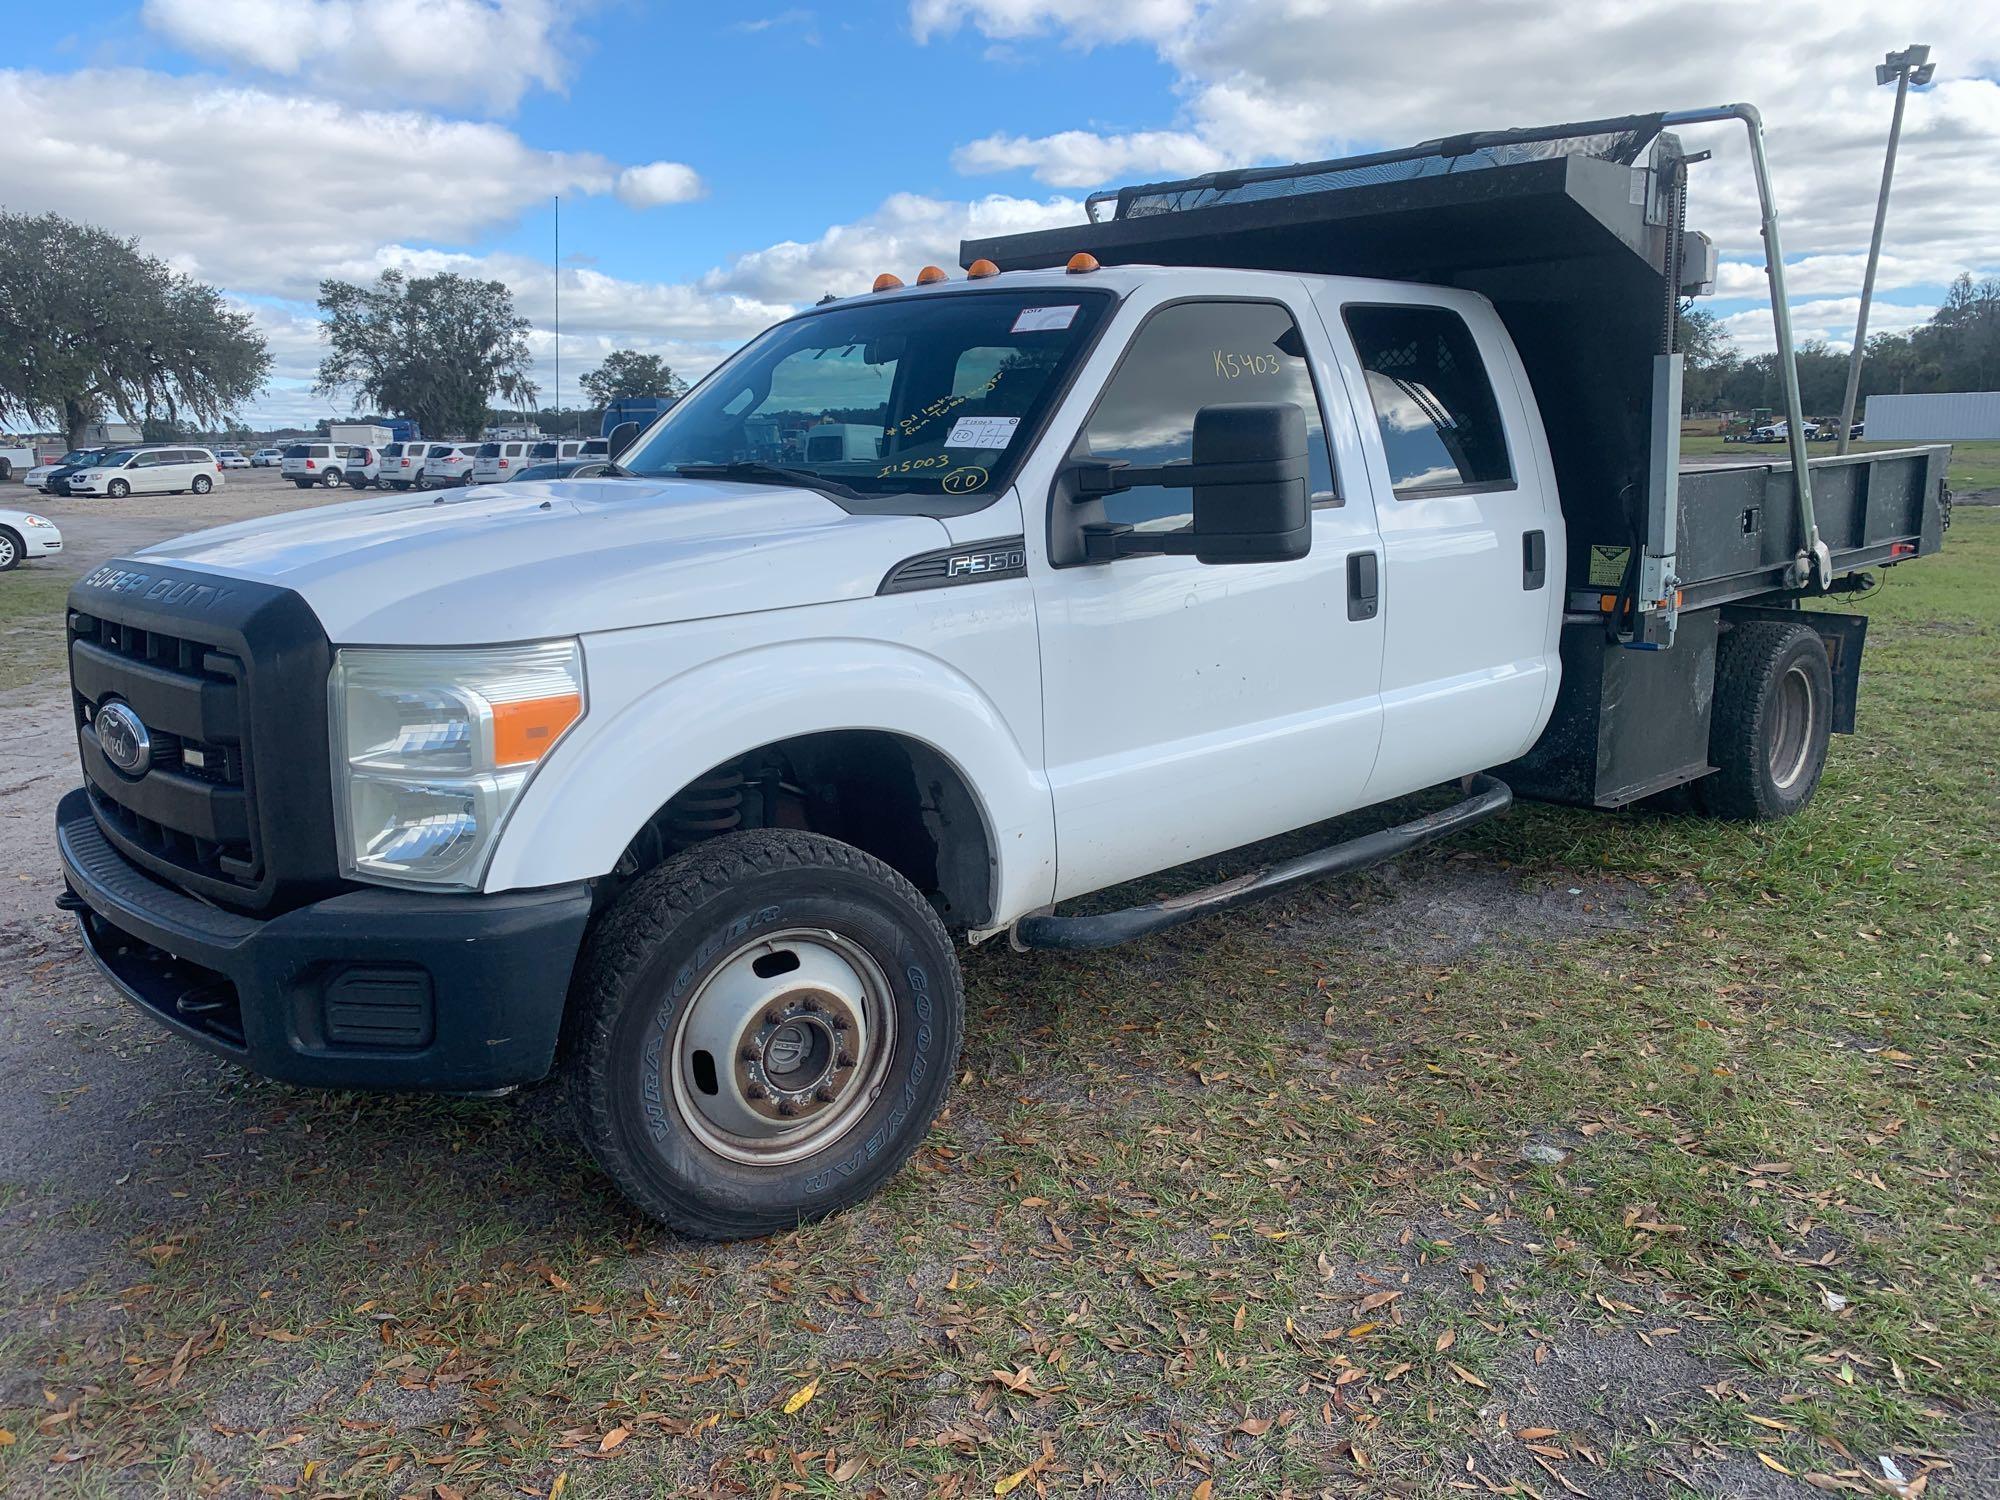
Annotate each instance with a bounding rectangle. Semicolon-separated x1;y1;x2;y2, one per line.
766;1007;785;1025
740;1047;759;1062
831;1016;850;1033
836;1050;854;1068
815;1086;836;1103
800;996;819;1012
777;1100;796;1117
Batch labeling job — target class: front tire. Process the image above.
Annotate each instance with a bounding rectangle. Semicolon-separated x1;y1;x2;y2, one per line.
0;527;20;570
1697;620;1832;821
565;830;963;1240
106;478;129;499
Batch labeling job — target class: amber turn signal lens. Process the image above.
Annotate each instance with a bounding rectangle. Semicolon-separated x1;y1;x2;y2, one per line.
492;692;583;767
1066;252;1100;274
872;272;904;292
915;265;948;284
966;258;1000;278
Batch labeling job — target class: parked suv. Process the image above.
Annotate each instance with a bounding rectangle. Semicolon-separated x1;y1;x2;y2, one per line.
343;446;383;488
528;439;594;465
62;447;221;498
472;439;537;484
378;441;448;490
252;448;285;467
421;443;480;487
281;443;351;488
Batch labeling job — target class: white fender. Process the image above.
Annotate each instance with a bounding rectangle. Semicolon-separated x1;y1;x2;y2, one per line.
483;621;1057;928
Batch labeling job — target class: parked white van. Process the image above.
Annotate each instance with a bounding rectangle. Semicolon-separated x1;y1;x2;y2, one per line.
62;447;222;499
471;439;537;484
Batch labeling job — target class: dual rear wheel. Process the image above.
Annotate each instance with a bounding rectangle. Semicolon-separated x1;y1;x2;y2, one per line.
1697;619;1834;821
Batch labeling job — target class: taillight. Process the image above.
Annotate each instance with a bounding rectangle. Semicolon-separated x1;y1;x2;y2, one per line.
499;459;509;468
305;459;315;468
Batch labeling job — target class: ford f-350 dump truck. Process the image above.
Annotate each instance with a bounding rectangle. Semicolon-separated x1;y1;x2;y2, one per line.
56;109;1949;1238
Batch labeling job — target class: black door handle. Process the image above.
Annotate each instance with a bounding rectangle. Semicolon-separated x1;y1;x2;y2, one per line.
1523;530;1546;591
1347;550;1379;621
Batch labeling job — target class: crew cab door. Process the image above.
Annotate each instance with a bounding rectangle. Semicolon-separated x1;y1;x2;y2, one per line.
1309;288;1563;802
1030;286;1386;903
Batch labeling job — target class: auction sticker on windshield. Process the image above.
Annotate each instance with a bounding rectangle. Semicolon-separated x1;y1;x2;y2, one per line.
1011;305;1078;333
946;416;1021;448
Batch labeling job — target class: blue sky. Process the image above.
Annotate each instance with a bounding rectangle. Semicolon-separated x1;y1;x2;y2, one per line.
5;1;1997;426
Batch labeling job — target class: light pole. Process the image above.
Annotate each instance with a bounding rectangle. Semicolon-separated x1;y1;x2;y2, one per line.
1837;44;1935;455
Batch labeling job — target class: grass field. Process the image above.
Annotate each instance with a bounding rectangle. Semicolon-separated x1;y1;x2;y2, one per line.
0;567;71;693
1681;435;2000;493
1;517;1995;1497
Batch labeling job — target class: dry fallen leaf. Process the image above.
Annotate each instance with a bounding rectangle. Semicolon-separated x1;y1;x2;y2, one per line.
599;1427;629;1454
1449;1363;1489;1389
1436;1328;1456;1353
1757;1453;1795;1476
1193;1482;1214;1500
782;1378;820;1415
995;1468;1033;1495
1516;1428;1558;1441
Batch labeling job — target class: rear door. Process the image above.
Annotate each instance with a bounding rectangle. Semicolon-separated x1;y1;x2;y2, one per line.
1029;283;1387;902
1309;286;1562;801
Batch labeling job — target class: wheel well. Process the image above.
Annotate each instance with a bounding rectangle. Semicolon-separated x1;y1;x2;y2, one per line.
612;731;996;930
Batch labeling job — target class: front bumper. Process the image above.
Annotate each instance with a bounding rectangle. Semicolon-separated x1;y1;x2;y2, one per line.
57;787;594;1091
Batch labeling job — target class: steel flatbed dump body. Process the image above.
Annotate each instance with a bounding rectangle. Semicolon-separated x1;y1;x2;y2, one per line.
965;108;1950;809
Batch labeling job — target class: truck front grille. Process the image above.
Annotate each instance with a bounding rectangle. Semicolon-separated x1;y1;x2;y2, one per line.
68;611;263;899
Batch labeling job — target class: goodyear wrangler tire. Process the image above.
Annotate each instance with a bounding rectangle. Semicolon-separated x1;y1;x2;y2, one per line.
565;829;963;1239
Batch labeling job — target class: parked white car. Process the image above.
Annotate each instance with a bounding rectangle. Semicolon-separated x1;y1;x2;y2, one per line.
343;446;383;488
62;447;222;499
251;448;285;467
215;449;252;470
471;439;538;484
281;442;353;488
0;505;61;569
378;441;450;490
0;441;35;484
1752;419;1818;442
528;438;595;465
420;443;480;487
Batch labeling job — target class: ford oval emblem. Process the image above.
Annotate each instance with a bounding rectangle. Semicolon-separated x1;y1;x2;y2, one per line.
96;701;152;777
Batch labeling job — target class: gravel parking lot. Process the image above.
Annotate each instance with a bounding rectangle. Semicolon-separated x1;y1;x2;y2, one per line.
0;490;1994;1497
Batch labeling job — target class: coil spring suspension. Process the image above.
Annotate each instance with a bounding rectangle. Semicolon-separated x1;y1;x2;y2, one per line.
665;768;745;844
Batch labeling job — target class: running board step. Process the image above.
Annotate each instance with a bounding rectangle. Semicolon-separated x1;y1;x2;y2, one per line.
1012;774;1513;952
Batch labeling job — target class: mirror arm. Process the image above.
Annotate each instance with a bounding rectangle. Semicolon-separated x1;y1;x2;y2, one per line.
1072;454;1307;500
1081;522;1201;564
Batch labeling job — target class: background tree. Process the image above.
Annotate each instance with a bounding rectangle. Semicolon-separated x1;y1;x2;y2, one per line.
0;211;270;447
1678;306;1738;411
315;270;537;439
579;349;687;408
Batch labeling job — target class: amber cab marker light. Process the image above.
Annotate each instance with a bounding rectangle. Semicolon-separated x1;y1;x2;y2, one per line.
872;272;904;292
966;258;1000;279
915;265;948;284
1066;252;1100;274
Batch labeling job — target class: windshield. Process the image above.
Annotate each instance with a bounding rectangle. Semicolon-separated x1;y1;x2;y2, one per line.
100;450;138;467
61;451;95;464
621;288;1111;501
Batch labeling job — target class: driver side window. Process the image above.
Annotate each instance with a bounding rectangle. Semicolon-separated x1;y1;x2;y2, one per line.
1078;300;1337;532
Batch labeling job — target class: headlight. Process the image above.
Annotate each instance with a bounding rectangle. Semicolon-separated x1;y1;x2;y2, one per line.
22;515;54;528
329;641;585;889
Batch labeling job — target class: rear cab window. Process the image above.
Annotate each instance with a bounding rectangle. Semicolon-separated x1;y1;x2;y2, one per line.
1341;304;1513;496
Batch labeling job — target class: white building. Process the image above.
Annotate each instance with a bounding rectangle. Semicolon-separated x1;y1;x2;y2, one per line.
1862;392;2000;442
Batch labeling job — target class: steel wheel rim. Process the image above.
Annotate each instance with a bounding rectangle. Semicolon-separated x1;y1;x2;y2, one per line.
1768;661;1815;790
666;927;896;1167
0;535;15;566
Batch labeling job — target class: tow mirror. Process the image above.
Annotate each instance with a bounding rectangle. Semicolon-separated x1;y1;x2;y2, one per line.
1072;401;1309;565
606;421;640;459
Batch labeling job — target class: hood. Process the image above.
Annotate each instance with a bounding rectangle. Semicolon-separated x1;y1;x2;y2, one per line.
138;478;948;643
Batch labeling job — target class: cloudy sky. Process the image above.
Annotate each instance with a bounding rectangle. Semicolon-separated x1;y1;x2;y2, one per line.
4;0;1997;427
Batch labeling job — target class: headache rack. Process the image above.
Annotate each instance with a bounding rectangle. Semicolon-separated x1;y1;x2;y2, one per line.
961;106;1949;649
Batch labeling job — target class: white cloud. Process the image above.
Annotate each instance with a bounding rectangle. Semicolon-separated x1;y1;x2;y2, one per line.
926;0;2000;288
953;129;1227;189
910;0;1197;46
0;69;629;301
141;0;575;114
1719;299;1939;355
615;161;705;209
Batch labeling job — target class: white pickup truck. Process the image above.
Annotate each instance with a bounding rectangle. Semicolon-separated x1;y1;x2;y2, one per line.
55;109;1949;1238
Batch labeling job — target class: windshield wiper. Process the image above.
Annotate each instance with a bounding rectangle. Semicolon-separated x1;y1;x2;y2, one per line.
668;462;866;502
